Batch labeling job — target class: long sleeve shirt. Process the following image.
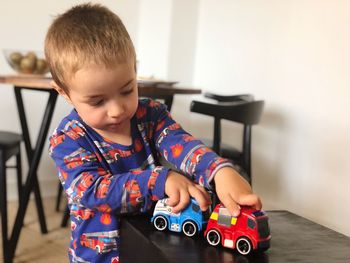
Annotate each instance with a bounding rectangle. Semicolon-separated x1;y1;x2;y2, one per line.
49;98;233;263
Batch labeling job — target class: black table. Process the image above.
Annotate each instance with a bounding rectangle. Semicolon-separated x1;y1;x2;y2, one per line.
120;211;350;263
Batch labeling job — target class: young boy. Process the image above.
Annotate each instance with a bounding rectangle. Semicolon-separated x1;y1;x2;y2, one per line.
46;3;261;263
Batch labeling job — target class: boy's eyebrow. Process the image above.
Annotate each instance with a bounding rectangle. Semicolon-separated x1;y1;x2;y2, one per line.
84;78;135;99
85;94;102;99
120;79;134;89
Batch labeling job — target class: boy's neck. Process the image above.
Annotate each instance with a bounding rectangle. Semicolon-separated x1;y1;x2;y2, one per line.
94;121;132;146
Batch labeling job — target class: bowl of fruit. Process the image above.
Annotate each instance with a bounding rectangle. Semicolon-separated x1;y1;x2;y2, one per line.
4;50;50;75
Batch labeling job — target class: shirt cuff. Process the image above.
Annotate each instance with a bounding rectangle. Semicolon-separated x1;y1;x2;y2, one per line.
150;166;169;201
206;158;235;184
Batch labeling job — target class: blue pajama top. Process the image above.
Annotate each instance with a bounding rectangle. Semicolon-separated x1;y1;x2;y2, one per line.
49;99;232;263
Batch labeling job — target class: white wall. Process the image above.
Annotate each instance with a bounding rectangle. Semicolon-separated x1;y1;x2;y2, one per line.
0;0;349;237
0;0;141;198
136;0;172;79
190;0;350;236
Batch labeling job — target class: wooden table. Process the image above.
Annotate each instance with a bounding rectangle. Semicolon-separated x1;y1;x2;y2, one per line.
120;210;350;263
0;75;201;110
0;74;201;263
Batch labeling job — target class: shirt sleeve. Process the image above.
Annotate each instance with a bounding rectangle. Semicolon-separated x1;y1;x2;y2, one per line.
148;101;234;189
49;129;168;214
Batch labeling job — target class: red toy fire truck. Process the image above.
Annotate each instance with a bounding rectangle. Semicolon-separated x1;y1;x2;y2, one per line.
80;230;119;254
204;204;271;255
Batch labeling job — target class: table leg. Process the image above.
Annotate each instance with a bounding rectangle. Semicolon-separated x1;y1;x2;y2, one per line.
13;88;48;234
9;88;57;261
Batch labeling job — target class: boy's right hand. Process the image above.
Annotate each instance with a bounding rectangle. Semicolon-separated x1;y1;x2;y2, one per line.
165;170;211;214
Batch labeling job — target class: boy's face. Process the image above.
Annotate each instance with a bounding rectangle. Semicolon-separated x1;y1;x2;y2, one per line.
53;59;138;137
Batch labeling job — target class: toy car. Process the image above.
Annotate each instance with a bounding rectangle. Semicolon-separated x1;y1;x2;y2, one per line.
151;198;271;255
151;198;210;237
204;204;271;255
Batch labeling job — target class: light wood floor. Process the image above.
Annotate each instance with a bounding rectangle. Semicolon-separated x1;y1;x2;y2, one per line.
0;197;70;263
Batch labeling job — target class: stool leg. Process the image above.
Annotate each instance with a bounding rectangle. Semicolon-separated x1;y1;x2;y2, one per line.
0;152;10;263
16;151;23;206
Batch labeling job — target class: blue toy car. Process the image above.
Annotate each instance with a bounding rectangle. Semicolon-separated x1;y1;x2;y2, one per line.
151;198;210;237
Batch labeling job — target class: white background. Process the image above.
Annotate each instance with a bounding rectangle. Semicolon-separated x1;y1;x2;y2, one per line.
0;0;349;236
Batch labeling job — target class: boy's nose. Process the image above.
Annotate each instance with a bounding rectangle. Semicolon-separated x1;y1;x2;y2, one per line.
107;101;125;118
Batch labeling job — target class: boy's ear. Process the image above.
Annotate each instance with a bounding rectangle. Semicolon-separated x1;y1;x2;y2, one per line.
50;81;72;104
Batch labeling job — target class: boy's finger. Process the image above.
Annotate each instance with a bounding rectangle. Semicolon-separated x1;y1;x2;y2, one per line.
194;185;212;204
171;190;190;213
166;191;180;207
221;195;241;217
238;194;262;210
189;186;211;211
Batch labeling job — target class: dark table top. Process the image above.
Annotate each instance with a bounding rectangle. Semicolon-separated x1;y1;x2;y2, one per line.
120;210;350;263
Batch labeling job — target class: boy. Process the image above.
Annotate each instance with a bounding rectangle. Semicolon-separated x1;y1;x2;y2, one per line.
46;3;261;263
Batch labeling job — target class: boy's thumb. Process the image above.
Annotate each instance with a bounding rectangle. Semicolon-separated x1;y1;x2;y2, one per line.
166;196;179;207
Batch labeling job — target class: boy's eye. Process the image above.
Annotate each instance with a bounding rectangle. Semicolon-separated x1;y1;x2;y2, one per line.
121;88;134;96
90;99;104;106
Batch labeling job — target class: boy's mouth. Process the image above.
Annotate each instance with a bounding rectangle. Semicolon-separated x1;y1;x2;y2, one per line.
107;119;126;127
108;122;122;127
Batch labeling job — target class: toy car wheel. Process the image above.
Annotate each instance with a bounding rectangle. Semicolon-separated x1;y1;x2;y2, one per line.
182;221;197;237
236;237;252;255
206;229;221;246
153;215;167;231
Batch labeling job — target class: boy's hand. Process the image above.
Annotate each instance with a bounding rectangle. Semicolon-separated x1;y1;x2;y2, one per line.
165;171;211;213
214;167;262;217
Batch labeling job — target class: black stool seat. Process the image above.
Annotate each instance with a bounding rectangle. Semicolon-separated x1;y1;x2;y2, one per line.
0;131;22;148
0;132;22;161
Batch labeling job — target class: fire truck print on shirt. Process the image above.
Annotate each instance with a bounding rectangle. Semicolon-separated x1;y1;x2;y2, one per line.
49;99;233;262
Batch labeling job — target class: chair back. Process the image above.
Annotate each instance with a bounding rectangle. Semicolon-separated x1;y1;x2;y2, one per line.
190;100;264;125
190;100;264;184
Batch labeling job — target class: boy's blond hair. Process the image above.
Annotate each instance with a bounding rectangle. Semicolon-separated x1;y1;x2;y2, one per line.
45;3;136;94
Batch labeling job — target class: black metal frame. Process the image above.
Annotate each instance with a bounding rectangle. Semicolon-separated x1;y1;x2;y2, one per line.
4;86;58;263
